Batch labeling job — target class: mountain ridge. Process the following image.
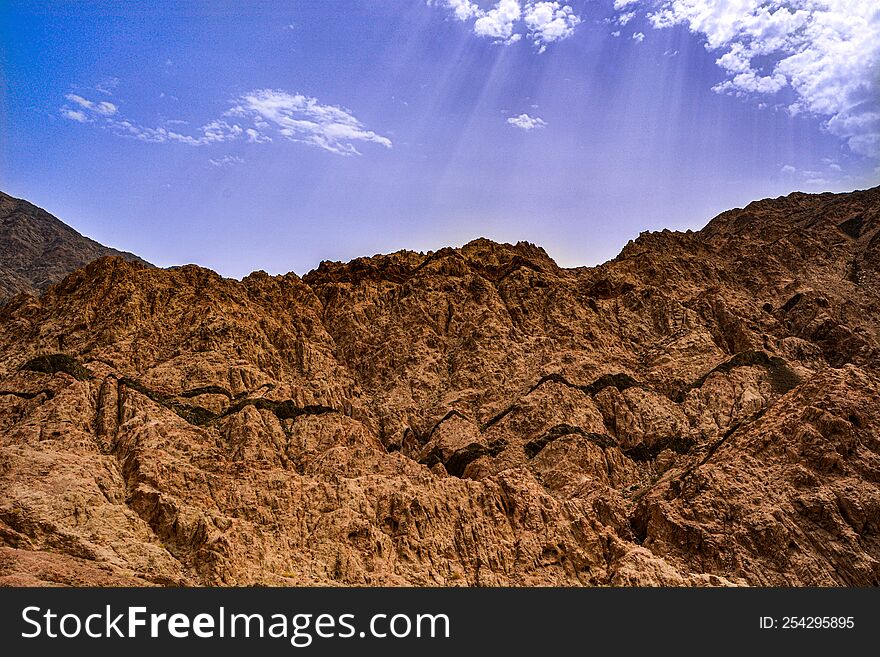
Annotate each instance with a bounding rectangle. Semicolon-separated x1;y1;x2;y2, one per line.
5;184;875;292
0;185;878;586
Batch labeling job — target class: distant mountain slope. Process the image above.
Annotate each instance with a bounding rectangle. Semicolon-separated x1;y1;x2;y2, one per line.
0;191;150;304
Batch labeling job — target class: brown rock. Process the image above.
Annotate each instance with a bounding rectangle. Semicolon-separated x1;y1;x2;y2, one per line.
1;185;879;586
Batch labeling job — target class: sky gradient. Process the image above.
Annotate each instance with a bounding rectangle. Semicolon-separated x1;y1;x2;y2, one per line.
2;1;879;278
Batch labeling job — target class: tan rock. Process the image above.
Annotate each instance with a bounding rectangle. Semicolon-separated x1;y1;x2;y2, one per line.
1;185;879;586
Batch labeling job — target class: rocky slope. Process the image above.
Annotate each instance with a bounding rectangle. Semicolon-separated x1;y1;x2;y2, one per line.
0;191;150;304
0;186;878;586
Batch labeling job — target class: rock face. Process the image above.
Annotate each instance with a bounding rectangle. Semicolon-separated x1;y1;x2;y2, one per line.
0;186;878;586
0;191;150;304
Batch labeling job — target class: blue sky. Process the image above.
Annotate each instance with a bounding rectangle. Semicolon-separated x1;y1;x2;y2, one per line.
2;0;878;277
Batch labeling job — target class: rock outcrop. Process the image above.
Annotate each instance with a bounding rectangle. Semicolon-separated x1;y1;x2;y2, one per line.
0;186;878;586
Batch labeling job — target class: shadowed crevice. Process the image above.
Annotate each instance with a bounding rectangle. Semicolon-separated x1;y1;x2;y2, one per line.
20;354;92;381
419;438;507;478
119;376;336;426
0;389;56;401
670;350;801;402
524;424;617;458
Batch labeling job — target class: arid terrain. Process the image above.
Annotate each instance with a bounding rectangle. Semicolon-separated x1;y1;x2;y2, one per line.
0;186;878;586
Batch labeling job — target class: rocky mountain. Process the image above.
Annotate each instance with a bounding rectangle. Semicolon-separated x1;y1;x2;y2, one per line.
0;186;878;586
0;191;150;305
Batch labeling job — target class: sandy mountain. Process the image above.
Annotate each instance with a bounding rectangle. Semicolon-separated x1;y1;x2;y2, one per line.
0;186;878;586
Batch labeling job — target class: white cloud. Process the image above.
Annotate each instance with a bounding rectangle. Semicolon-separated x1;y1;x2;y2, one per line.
228;89;392;156
780;164;797;174
474;0;522;41
714;71;787;95
246;127;271;143
430;1;581;50
60;109;89;123
430;0;481;21
524;2;581;52
507;112;547;129
617;11;636;25
619;0;880;159
59;88;390;156
611;30;621;37
64;93;117;116
209;155;244;167
632;31;645;42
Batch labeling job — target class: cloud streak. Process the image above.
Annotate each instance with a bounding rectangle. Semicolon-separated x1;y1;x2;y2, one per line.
60;88;391;156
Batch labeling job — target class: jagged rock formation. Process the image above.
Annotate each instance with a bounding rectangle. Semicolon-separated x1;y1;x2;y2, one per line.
0;186;878;586
0;191;150;304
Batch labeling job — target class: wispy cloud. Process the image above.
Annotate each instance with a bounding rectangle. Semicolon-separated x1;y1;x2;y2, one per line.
107;119;243;145
94;76;120;95
228;89;392;156
430;1;580;51
245;127;271;143
780;158;852;189
209;155;244;167
612;1;880;159
507;113;547;130
60;87;390;156
60;108;89;123
64;93;117;117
